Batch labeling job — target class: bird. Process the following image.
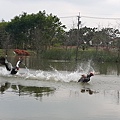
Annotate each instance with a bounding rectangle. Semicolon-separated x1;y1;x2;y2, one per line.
78;72;94;83
0;56;23;75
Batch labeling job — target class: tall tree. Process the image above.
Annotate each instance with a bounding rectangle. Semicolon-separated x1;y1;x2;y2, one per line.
6;11;66;53
0;21;10;52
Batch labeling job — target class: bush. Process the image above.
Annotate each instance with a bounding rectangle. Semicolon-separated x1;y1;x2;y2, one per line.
40;47;120;62
41;48;74;60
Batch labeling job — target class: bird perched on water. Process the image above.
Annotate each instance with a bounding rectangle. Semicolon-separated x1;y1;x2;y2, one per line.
0;56;23;75
78;72;94;83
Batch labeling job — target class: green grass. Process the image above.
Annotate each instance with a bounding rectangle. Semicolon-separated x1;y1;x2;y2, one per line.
0;48;120;62
41;48;74;60
41;47;120;62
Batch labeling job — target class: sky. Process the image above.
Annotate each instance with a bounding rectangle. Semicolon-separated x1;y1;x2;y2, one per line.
0;0;120;30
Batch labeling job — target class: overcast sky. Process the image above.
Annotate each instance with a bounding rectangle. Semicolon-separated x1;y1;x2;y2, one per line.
0;0;120;30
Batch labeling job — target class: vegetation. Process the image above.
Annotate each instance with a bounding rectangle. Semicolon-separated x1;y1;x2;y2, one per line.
41;47;75;60
40;47;120;62
0;10;120;62
0;11;66;54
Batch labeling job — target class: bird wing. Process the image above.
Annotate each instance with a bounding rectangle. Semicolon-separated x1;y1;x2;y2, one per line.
16;60;21;68
5;62;13;71
81;74;87;78
4;58;13;71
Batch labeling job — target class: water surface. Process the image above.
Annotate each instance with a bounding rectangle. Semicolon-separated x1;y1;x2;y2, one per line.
0;56;120;120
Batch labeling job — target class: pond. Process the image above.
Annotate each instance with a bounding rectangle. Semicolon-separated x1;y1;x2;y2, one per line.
0;56;120;120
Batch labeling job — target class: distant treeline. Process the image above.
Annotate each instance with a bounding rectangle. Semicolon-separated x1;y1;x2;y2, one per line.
0;10;65;54
0;10;120;61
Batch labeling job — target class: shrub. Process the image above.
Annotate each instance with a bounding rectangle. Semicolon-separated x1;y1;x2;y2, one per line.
41;48;74;60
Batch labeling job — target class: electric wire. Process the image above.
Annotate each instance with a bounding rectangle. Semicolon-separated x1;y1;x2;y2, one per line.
60;15;120;20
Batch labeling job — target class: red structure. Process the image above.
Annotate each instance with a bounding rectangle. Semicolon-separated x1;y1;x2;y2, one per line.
14;49;30;56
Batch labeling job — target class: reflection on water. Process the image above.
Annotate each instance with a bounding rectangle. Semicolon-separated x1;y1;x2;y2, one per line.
0;78;120;120
0;56;120;120
7;56;120;75
0;82;98;97
0;82;10;94
0;81;119;104
0;82;56;99
95;62;120;75
81;88;98;95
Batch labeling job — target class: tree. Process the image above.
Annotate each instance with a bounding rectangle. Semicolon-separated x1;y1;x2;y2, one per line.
6;11;66;53
0;21;11;54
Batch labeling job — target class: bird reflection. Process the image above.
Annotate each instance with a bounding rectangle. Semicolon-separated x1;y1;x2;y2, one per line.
81;88;98;95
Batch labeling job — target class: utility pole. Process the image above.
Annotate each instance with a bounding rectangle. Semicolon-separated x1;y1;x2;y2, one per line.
75;12;81;61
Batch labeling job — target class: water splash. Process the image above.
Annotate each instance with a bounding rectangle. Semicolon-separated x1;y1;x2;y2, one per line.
0;67;11;76
21;62;30;73
0;61;95;83
25;60;95;82
77;60;95;74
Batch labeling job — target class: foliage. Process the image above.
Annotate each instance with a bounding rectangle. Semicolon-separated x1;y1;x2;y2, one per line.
0;21;10;49
32;46;120;62
0;11;66;53
41;48;74;60
75;48;120;62
0;11;120;62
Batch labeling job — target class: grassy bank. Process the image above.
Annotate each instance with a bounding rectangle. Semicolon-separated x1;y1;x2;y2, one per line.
41;47;120;62
0;48;120;62
77;50;119;62
41;48;75;60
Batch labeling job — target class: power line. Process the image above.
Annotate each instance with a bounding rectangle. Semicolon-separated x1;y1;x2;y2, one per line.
59;16;76;18
81;15;120;20
60;15;120;20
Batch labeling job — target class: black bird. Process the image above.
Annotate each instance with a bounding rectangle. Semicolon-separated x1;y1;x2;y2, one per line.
0;56;23;75
78;72;94;83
